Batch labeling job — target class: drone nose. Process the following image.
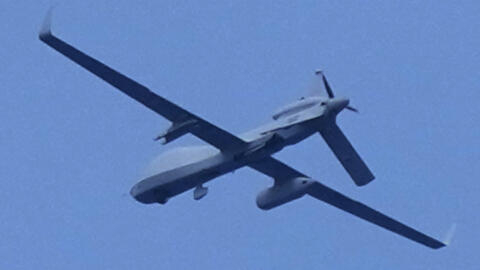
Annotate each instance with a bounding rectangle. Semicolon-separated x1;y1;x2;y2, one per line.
328;98;350;112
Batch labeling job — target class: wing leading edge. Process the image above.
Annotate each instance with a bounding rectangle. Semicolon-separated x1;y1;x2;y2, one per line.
250;157;445;249
38;12;246;152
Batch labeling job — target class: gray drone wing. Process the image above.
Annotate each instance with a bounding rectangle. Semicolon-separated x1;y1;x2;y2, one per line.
38;11;246;152
250;157;445;249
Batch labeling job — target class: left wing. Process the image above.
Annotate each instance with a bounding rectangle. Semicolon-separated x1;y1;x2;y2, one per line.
249;157;445;249
38;11;246;152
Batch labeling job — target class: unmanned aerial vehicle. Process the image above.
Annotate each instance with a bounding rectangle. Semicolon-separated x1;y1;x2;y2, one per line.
39;11;446;249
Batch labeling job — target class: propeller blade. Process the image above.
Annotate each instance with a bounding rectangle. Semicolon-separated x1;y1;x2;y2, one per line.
322;74;335;98
315;70;335;98
346;105;359;113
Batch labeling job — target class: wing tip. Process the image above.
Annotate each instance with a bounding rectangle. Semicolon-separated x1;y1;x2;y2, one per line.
440;223;456;247
39;7;55;40
428;238;447;249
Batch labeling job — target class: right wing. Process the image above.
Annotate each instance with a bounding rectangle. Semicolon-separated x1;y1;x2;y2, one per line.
319;123;374;186
250;156;445;249
307;181;445;249
38;11;246;152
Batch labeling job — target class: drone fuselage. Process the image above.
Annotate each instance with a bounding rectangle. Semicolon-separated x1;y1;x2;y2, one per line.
130;96;347;204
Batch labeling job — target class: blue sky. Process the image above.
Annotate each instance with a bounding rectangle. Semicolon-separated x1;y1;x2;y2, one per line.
1;1;479;269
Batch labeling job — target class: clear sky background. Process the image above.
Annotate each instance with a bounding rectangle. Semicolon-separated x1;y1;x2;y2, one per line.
1;1;479;269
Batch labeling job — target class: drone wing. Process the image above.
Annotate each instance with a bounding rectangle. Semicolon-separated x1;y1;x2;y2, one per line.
250;157;445;249
38;11;246;152
307;181;445;249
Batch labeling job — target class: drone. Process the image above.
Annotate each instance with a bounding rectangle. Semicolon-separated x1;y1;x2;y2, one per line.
39;10;446;249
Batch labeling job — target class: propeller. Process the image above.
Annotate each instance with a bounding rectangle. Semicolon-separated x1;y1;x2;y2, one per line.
315;70;358;113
